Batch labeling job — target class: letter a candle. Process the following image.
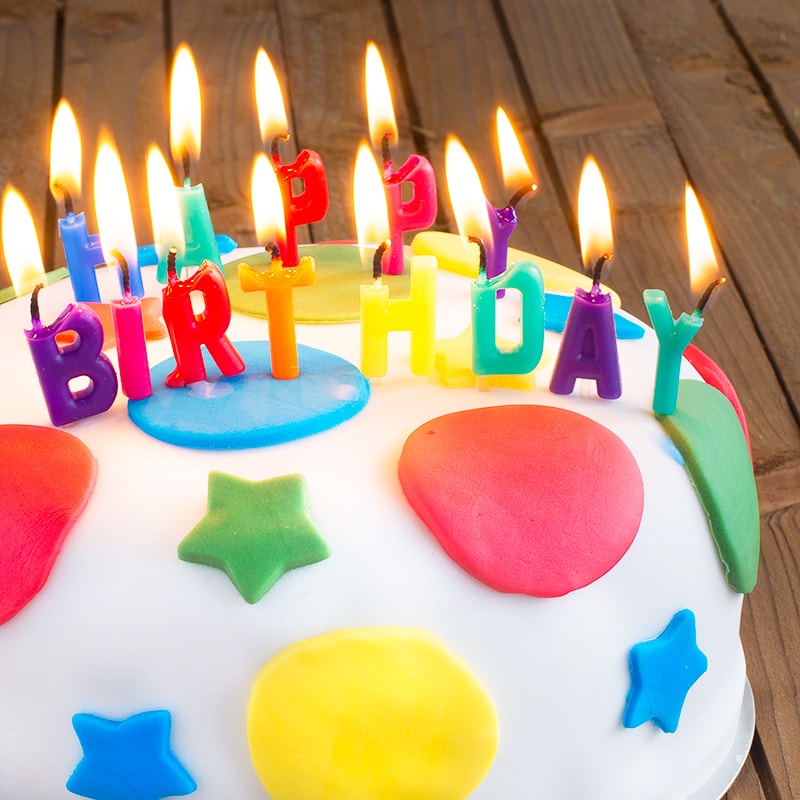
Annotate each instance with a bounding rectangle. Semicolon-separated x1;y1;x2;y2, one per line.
644;184;726;416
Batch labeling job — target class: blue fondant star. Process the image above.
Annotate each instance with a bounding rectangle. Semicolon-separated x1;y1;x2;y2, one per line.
623;609;707;733
67;710;197;800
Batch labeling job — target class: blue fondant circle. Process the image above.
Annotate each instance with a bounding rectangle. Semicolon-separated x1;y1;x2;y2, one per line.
128;341;370;449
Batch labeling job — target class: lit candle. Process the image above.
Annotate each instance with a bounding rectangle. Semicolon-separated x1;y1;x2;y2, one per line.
255;48;328;268
550;156;621;399
365;42;437;276
162;44;221;281
2;187;118;425
238;154;315;380
445;137;543;376
96;156;151;401
355;143;436;377
484;107;538;283
93;134;144;297
644;184;726;416
162;248;245;388
49;99;104;302
147;143;187;267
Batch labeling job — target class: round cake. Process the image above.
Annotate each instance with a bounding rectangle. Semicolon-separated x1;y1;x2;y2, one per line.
0;245;758;800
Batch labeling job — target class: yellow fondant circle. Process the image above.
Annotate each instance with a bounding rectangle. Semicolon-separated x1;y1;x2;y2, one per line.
247;627;498;800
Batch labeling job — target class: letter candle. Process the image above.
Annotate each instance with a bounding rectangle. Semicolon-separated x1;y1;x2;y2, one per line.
238;154;315;380
355;143;436;377
49;99;104;302
255;48;329;268
365;42;437;275
644;184;726;416
550;156;621;399
161;44;221;281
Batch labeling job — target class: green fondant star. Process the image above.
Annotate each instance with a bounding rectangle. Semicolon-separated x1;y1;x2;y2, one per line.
178;472;329;603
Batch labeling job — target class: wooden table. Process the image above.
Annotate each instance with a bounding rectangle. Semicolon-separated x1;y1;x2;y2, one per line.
0;1;798;797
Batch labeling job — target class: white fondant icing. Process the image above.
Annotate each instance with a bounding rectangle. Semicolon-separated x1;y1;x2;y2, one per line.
0;249;748;799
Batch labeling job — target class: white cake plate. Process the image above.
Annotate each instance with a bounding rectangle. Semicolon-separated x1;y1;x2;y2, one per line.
689;679;756;800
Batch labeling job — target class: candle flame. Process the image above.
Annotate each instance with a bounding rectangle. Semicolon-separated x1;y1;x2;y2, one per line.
365;41;398;151
353;141;390;266
577;156;613;270
496;107;536;195
170;44;202;175
255;48;289;144
685;184;719;297
94;134;138;276
49;99;82;204
1;186;46;296
251;153;286;247
445;136;492;248
147;144;186;261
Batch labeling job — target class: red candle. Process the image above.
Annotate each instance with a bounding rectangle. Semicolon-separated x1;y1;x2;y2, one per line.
161;249;245;388
255;49;328;267
110;254;151;400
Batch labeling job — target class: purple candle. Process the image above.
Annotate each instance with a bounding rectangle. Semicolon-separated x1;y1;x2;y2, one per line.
25;285;118;426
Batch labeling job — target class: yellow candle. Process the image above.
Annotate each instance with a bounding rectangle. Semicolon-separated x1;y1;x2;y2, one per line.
359;254;437;378
239;252;315;379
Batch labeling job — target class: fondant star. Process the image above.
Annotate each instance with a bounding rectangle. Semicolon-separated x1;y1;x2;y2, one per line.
623;609;707;733
67;709;196;800
178;472;329;603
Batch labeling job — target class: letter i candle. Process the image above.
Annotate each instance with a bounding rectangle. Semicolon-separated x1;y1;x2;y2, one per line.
644;184;726;416
550;157;621;399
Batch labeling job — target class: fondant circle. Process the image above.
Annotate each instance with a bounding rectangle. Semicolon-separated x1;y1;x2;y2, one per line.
398;405;644;597
128;341;369;449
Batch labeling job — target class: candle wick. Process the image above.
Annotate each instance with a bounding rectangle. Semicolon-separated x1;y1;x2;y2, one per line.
271;133;290;164
373;239;390;281
694;276;726;315
30;283;43;322
381;133;393;171
167;245;178;283
180;146;191;185
53;181;74;215
507;183;537;209
591;253;613;290
265;241;282;262
112;248;131;296
468;235;487;277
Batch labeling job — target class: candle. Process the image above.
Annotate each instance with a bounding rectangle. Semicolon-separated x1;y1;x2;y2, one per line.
365;42;437;276
93;134;144;297
644;184;726;416
238;154;315;380
444;137;544;376
49;99;104;302
2;188;118;425
255;48;328;268
355;143;436;377
484;108;537;283
550;157;621;399
162;248;245;388
147;144;187;269
162;44;221;281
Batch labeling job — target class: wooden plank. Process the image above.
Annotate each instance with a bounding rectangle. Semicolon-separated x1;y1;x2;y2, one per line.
498;0;800;476
169;0;281;247
0;1;58;289
389;0;577;265
611;0;800;468
725;754;768;800
59;0;167;256
740;504;800;800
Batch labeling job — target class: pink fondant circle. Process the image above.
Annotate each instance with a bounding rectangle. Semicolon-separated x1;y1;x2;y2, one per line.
398;405;644;597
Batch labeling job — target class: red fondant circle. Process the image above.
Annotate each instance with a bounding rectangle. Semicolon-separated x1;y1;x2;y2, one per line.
398;405;644;597
0;425;96;624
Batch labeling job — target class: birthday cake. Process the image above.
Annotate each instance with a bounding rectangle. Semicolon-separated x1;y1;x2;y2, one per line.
0;245;758;800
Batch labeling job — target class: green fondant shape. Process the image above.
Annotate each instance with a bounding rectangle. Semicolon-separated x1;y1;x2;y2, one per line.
659;380;759;593
178;472;329;603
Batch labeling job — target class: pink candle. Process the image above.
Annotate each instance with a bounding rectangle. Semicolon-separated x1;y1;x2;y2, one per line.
110;254;151;400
